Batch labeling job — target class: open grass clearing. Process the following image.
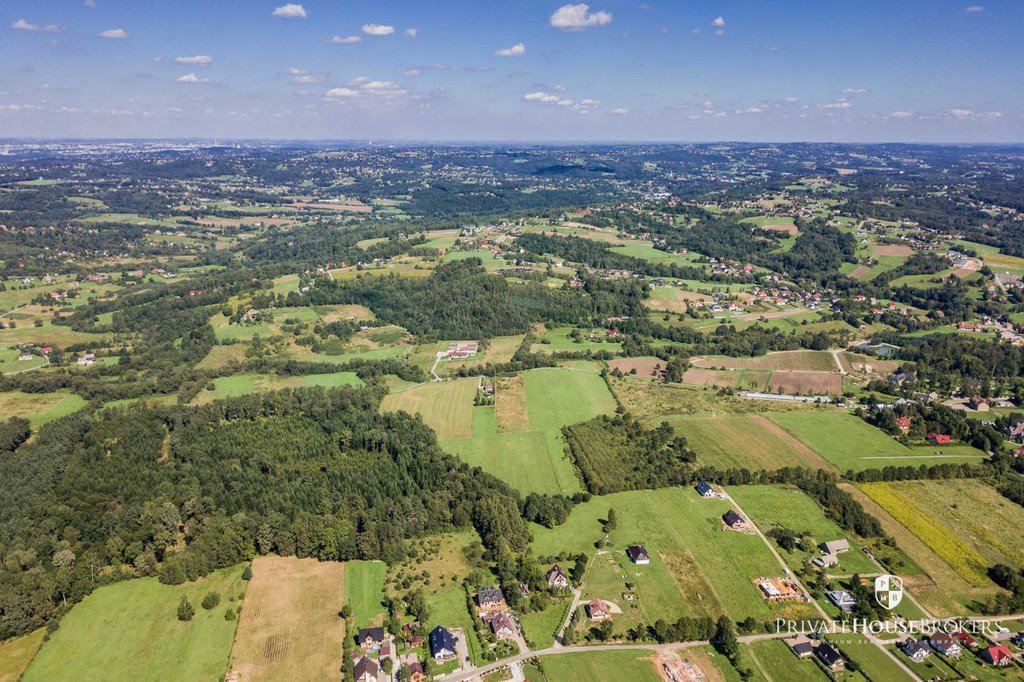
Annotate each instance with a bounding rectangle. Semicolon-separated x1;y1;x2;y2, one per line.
533;650;660;682
25;566;246;682
381;378;479;440
193;371;362;405
770;411;987;472
345;561;387;628
691;350;839;373
0;390;87;428
665;415;830;471
531;326;622;355
229;557;345;682
0;629;44;682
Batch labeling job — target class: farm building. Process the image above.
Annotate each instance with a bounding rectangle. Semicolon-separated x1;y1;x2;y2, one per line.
445;342;479;359
585;599;611;622
815;642;845;671
626;545;650;565
812;554;839;568
546;564;568;589
77;353;96;366
756;577;803;601
429;626;458;661
820;539;850;554
967;396;990;411
900;638;931;663
695;481;715;498
475;586;506;612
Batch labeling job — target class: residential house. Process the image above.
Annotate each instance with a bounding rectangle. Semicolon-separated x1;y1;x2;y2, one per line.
723;510;747;529
404;661;425;682
813;554;839;568
585;599;611;622
967;396;990;412
546;564;569;589
695;481;715;498
489;612;517;639
353;656;379;682
928;433;952;445
826;590;856;612
626;545;650;565
981;645;1014;667
429;626;458;661
77;353;96;366
929;632;962;658
954;630;978;648
475;587;506;612
895;417;912;430
900;638;931;663
357;627;385;650
1008;421;1024;443
815;642;845;671
786;634;815;658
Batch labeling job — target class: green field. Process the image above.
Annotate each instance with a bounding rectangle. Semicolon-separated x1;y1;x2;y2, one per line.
745;639;828;682
728;486;877;575
770;411;988;472
609;242;706;268
826;634;915;682
24;566;247;682
195;371;362;403
531;487;816;622
666;415;826;471
532;650;660;682
441;368;616;495
519;599;570;649
0;390;88;428
344;560;387;627
381;378;478;439
424;584;484;665
210;314;274;341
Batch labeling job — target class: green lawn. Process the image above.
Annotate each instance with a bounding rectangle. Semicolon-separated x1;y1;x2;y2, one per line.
728;486;877;575
746;639;828;682
423;584;483;665
826;634;915;682
531;487;818;622
770;411;987;472
196;372;361;403
531;326;623;355
24;566;247;682
441;367;616;496
345;560;387;627
519;599;570;649
533;650;660;682
608;242;706;268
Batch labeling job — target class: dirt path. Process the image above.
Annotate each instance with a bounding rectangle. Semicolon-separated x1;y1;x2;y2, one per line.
848;265;870;279
829;349;847;374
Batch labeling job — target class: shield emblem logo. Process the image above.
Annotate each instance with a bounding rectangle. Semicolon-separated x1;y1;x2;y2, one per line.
874;574;903;610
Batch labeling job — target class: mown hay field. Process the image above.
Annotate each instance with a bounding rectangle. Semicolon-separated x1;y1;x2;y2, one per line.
229;557;345;682
667;415;829;471
690;350;838;372
380;377;479;439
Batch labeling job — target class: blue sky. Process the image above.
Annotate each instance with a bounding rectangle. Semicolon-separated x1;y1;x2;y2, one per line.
0;0;1021;141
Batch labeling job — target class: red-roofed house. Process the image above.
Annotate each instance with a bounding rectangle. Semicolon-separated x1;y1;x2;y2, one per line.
981;645;1014;667
928;433;952;445
895;417;911;430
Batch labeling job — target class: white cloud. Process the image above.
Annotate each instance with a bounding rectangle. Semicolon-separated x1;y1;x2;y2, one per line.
272;4;307;18
177;73;207;84
841;87;867;94
523;91;598;112
949;108;974;119
175;55;213;66
889;111;914;118
550;4;612;31
362;23;395;36
99;28;128;39
784;97;799;103
818;98;852;109
495;43;526;57
12;19;62;33
965;5;983;12
741;106;763;114
609;108;629;115
331;35;361;44
405;28;418;37
84;0;96;7
711;16;726;26
404;69;423;77
294;73;325;84
325;87;359;98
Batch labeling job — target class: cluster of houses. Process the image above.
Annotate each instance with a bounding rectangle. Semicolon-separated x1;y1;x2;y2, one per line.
473;586;519;641
812;539;850;569
899;631;1019;668
786;635;847;672
957;318;1024;344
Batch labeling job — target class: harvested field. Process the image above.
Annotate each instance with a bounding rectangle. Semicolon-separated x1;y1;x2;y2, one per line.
760;222;798;235
380;378;478;439
229;557;345;682
682;368;739;388
767;371;842;395
294;200;370;212
608;356;665;380
669;414;832;471
494;375;528;431
737;306;808;321
838;352;900;375
848;265;871;279
690;350;838;373
873;244;914;257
